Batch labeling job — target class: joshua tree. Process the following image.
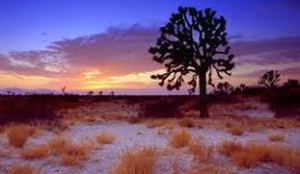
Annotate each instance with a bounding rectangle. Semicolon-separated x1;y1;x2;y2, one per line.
258;70;280;89
215;81;234;95
149;7;235;118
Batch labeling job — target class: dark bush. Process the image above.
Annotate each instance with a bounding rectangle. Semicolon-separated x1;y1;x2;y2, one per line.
261;88;300;117
0;95;81;125
138;96;185;118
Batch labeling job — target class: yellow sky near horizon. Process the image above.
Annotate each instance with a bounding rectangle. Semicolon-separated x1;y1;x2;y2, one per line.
1;61;299;93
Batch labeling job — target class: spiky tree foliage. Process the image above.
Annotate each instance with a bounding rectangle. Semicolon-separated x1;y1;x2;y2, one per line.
258;70;281;89
149;7;235;118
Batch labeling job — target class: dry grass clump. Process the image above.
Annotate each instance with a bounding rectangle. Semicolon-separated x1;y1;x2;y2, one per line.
218;141;242;157
6;124;38;148
218;141;300;170
188;140;213;162
178;117;194;128
48;136;92;165
269;133;285;142
48;136;70;155
7;163;36;174
95;132;115;144
112;147;157;174
169;130;191;148
21;145;49;159
218;141;262;168
228;126;244;136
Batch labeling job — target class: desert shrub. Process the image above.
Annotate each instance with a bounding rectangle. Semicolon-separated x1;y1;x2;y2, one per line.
269;133;285;142
169;130;191;148
283;79;299;89
95;133;115;144
228;126;244;136
178;117;194;128
7;163;35;174
112;147;157;174
21;145;49;159
6;125;37;148
138;97;184;118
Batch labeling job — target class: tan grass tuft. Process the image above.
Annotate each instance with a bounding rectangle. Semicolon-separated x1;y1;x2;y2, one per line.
269;133;285;142
218;141;242;157
112;147;157;174
7;163;35;174
47;136;92;165
228;126;244;136
6;124;38;148
95;132;115;144
21;145;49;159
169;130;191;148
218;141;300;170
188;140;213;162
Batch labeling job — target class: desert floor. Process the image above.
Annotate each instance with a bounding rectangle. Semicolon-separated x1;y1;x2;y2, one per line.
0;97;300;174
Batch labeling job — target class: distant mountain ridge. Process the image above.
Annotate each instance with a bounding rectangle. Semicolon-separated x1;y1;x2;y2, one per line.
0;88;59;95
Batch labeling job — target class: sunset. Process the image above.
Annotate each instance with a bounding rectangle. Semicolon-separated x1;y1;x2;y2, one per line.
0;0;300;174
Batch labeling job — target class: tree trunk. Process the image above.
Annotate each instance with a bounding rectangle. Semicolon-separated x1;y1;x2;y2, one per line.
199;71;209;118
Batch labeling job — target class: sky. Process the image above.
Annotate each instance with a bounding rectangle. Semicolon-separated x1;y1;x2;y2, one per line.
0;0;300;95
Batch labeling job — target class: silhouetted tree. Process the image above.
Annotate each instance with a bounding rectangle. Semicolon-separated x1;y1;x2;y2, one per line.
61;86;66;95
215;81;234;95
88;91;94;96
149;7;235;118
110;91;115;96
99;91;103;96
258;70;280;89
283;79;299;89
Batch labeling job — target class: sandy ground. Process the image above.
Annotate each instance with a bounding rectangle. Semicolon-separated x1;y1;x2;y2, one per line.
1;120;300;174
0;98;300;174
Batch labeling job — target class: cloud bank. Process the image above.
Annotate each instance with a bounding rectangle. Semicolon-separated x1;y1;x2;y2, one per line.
0;24;300;91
